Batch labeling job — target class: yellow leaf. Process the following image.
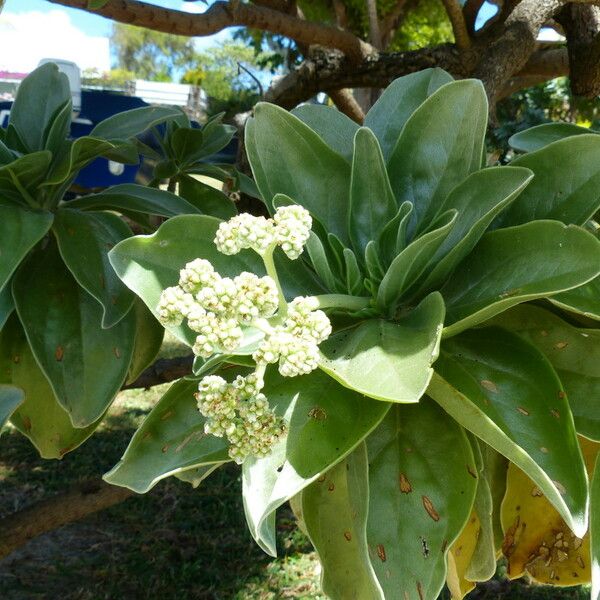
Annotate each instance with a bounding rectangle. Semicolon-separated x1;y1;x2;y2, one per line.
447;510;479;599
501;437;599;586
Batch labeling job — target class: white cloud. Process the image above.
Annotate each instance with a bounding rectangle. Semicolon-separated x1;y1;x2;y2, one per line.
0;10;110;73
180;1;208;14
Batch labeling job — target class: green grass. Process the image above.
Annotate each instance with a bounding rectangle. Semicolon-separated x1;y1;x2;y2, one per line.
0;335;591;598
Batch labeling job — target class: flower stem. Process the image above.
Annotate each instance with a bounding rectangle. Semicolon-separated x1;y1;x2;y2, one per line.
314;294;372;311
262;246;288;317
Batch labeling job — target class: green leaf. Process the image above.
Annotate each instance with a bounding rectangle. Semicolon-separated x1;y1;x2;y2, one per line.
377;210;456;315
500;135;600;226
413;166;534;295
246;103;352;243
67;183;201;218
305;231;338;290
53;209;134;328
319;292;445;403
0;151;53;203
441;221;600;337
365;68;454;160
0;314;100;458
9;63;70;152
301;444;384;600
349;128;398;257
366;399;477;600
242;368;390;556
178;174;237;220
198;119;236;158
171;127;204;164
509;123;594;153
488;304;600;441
591;454;600;600
387;79;487;235
126;299;165;385
0;284;15;330
550;276;600;321
291;104;359;162
174;462;228;488
104;377;230;493
0;385;24;430
108;215;264;345
377;200;413;266
0;204;53;290
43;100;72;156
91;106;181;140
12;243;135;427
428;327;589;536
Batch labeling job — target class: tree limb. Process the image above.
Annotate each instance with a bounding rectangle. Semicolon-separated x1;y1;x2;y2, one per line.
123;355;193;390
366;0;383;50
463;0;485;34
48;0;376;61
0;479;135;561
441;0;472;49
557;3;600;97
329;89;366;123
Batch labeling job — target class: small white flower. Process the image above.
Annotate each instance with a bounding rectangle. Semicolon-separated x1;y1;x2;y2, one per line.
214;214;275;256
234;272;279;323
273;205;312;260
196;276;238;317
157;286;195;325
178;258;218;294
285;297;331;344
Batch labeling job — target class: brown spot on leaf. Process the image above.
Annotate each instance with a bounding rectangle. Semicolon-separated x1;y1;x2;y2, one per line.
422;496;440;521
551;409;560;419
327;482;335;492
343;531;352;542
416;581;424;600
399;473;412;493
554;341;568;350
517;407;530;416
161;445;169;453
531;486;543;497
480;379;498;393
553;480;567;495
113;347;121;359
308;406;327;420
467;464;478;478
317;475;326;483
441;540;448;553
160;410;174;421
12;354;20;364
577;556;585;569
376;544;386;562
22;416;31;432
540;447;549;454
558;390;566;399
55;346;64;361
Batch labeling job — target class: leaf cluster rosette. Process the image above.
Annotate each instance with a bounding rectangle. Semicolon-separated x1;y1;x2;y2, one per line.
0;63;234;457
108;69;599;598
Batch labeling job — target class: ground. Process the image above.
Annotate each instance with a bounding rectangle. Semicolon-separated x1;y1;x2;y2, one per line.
0;337;591;599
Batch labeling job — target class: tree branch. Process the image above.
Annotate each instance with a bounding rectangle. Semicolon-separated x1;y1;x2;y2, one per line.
441;0;472;49
0;479;135;561
463;0;485;34
329;89;365;123
557;3;600;97
48;0;375;61
123;355;193;390
366;0;383;50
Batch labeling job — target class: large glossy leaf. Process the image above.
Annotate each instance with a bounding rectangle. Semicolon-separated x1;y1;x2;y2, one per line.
0;315;100;458
54;209;134;328
499;135;600;227
0;204;53;290
509;123;593;153
488;304;600;441
126;299;165;385
365;68;454;160
245;103;352;243
348;127;398;257
319;292;445;403
591;452;600;600
301;444;384;600
550;276;600;321
9;63;70;152
428;327;588;536
91;106;181;140
0;385;24;430
366;399;477;600
12;243;135;427
291;104;358;161
377;200;413;266
0;151;53;203
177;174;236;220
0;284;14;330
242;368;390;557
104;377;230;493
67;183;201;218
108;215;264;346
441;221;600;337
414;166;533;295
387;79;487;235
500;437;598;585
377;211;456;314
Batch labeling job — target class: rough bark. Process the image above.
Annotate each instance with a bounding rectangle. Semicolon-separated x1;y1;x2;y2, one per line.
329;88;366;123
49;0;375;61
558;3;600;97
441;0;472;49
0;479;135;561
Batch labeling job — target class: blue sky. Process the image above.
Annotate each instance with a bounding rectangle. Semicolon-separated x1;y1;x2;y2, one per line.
0;1;512;74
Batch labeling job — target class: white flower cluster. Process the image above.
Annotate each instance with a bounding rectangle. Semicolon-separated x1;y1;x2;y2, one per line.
253;296;331;377
157;258;279;357
215;205;312;259
196;372;286;463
